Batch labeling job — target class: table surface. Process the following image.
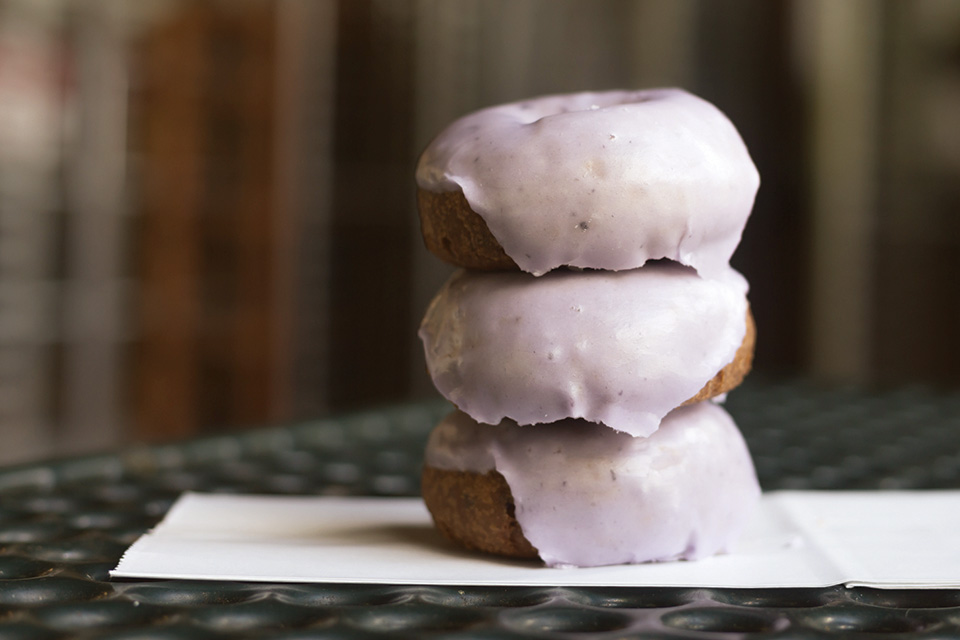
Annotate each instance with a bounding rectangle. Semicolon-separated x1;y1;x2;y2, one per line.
2;379;960;639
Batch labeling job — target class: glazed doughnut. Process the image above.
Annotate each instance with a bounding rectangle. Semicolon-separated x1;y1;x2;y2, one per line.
419;261;753;437
416;88;760;278
421;402;761;567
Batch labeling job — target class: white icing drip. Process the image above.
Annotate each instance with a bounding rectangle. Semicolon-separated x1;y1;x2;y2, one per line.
416;89;760;277
424;403;761;567
419;262;749;436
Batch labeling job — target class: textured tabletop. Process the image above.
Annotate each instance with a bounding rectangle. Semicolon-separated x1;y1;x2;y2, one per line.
1;379;960;639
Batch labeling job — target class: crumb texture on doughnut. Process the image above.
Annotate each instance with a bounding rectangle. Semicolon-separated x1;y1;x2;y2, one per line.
684;307;755;406
421;466;538;559
418;189;516;270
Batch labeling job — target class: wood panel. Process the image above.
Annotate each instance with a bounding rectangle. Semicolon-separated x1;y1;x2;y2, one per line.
133;1;282;439
326;0;417;408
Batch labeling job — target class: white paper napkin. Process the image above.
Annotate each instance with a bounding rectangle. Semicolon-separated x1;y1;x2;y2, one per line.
111;491;960;588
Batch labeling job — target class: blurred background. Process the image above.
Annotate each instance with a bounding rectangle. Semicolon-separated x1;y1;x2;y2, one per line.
0;0;958;465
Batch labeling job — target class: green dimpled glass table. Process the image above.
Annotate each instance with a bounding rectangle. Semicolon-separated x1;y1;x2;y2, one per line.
2;380;960;639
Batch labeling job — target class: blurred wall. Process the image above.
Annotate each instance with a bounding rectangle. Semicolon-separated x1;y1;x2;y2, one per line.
0;0;958;463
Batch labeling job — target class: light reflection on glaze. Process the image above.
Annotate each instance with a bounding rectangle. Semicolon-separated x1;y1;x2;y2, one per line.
424;403;761;567
416;89;760;278
419;262;748;436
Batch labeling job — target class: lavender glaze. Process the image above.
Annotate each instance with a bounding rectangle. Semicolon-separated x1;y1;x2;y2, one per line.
424;402;761;567
419;262;749;436
416;88;759;278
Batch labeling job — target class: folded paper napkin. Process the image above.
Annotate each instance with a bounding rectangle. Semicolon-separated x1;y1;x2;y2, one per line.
111;491;960;588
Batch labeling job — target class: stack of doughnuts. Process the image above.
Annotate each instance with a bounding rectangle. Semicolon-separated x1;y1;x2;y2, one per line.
415;89;762;567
